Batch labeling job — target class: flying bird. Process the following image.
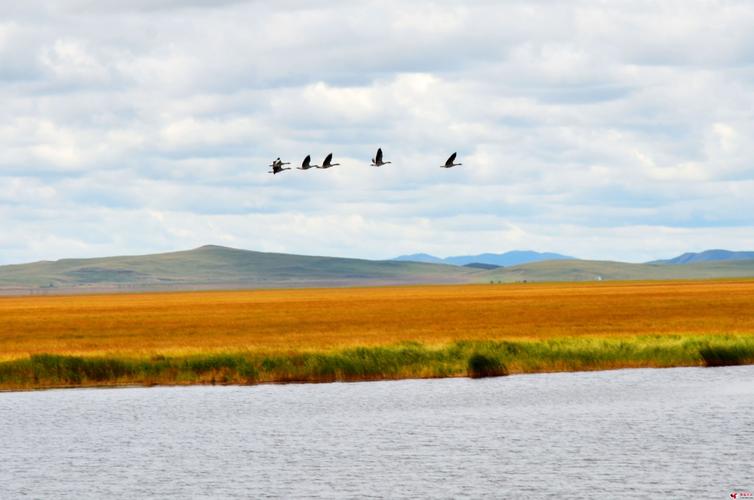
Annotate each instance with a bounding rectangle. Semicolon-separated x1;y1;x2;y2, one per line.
268;157;290;168
371;148;391;167
268;157;291;174
317;153;340;169
441;152;462;168
298;155;318;170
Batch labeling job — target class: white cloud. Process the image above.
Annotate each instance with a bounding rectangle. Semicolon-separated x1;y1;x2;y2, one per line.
39;39;109;83
1;0;754;265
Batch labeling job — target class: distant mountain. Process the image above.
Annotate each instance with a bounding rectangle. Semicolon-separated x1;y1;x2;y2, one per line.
4;245;754;296
391;253;447;265
477;258;754;283
0;245;476;293
462;263;501;270
394;251;575;267
652;249;754;265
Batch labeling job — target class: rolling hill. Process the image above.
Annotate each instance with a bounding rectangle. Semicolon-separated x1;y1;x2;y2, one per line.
0;245;476;293
2;246;754;295
477;259;754;282
651;249;754;265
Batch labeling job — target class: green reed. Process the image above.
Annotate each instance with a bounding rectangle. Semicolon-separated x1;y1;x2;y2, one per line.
2;334;754;390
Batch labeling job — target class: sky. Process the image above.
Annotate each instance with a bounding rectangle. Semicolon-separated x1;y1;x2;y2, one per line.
1;0;754;265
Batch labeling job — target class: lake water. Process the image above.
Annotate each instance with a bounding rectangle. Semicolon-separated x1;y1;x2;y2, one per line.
1;366;753;498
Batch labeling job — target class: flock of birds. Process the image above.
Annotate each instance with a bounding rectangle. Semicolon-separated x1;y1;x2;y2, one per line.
268;148;462;174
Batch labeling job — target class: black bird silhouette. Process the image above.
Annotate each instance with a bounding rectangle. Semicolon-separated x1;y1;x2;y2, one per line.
268;157;291;174
317;153;340;168
441;152;462;168
371;148;391;167
297;155;318;170
317;153;340;169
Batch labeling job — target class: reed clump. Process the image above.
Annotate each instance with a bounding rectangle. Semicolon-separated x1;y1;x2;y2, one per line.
2;335;754;391
467;353;508;378
698;344;754;366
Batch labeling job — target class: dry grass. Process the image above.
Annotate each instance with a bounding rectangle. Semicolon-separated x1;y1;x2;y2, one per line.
2;279;754;361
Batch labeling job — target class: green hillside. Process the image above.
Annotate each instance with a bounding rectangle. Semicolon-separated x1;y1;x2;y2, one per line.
3;246;754;294
0;245;476;292
479;259;754;282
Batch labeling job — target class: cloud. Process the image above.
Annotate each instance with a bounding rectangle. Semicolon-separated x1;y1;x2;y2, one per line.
1;0;754;265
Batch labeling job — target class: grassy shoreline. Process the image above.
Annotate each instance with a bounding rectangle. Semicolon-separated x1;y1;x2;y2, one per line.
2;334;753;391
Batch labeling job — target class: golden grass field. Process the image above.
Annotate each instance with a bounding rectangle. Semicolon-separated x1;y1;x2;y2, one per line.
2;279;754;361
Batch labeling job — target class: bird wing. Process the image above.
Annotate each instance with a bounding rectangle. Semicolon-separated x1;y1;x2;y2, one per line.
446;152;457;166
376;148;383;163
324;153;333;166
303;155;310;168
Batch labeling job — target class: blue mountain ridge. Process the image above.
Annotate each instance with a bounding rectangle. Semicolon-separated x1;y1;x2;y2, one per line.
393;251;575;267
651;249;754;265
